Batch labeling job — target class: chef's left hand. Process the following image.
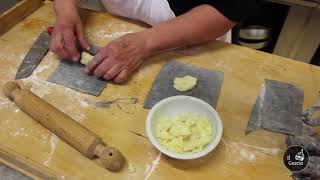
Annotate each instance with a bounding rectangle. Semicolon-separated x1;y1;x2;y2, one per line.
85;32;151;83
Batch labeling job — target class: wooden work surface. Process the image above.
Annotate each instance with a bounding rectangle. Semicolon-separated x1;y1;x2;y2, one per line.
1;2;320;180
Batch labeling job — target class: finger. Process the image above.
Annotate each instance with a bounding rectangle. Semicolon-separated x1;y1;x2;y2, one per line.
113;69;129;84
103;63;122;80
49;30;61;53
76;24;90;51
93;58;114;77
52;32;70;60
113;61;143;83
49;38;55;53
62;29;79;61
85;49;109;74
49;26;58;52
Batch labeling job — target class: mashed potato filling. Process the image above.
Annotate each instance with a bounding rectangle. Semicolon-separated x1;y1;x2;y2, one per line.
173;75;197;92
80;52;93;65
155;114;213;154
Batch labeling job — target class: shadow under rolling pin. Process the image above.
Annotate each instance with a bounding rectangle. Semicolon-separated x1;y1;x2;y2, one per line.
2;81;125;172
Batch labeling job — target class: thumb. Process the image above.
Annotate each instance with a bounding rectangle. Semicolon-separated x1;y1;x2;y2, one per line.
75;24;90;51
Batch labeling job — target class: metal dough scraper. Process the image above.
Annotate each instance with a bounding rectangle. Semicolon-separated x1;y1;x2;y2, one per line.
47;45;107;96
144;60;224;109
245;79;314;136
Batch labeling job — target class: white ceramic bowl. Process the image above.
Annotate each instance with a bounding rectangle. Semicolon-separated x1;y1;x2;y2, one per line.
146;96;223;160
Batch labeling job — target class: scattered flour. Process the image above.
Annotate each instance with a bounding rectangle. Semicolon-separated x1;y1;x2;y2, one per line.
88;22;133;40
13;128;27;137
94;30;133;39
144;152;161;180
222;139;280;165
58;88;88;123
22;58;55;98
0;97;14;110
240;149;256;161
256;84;266;122
80;99;89;108
0;119;49;141
43;134;59;166
0;52;23;61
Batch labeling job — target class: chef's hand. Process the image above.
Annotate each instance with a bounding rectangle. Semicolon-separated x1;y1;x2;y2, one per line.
85;32;151;83
49;0;90;61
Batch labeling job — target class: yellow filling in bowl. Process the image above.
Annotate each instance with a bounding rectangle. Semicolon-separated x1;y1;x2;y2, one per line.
155;114;213;154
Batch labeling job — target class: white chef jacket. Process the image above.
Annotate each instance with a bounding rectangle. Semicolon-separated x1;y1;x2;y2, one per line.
79;0;231;42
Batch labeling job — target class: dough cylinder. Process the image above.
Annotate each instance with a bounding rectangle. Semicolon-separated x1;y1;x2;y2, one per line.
2;81;124;171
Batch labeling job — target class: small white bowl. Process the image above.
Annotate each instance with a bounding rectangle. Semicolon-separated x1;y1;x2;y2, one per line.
146;96;223;160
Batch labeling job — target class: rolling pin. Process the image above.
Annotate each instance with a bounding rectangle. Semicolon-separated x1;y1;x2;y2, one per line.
2;81;125;171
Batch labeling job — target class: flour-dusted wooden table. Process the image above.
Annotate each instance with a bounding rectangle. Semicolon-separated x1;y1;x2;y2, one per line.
0;2;320;180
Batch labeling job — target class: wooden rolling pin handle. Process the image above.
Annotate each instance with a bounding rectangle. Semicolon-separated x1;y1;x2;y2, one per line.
3;81;125;172
94;144;125;172
3;81;21;100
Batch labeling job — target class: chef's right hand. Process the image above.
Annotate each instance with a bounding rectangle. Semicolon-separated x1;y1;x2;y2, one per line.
49;0;90;61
